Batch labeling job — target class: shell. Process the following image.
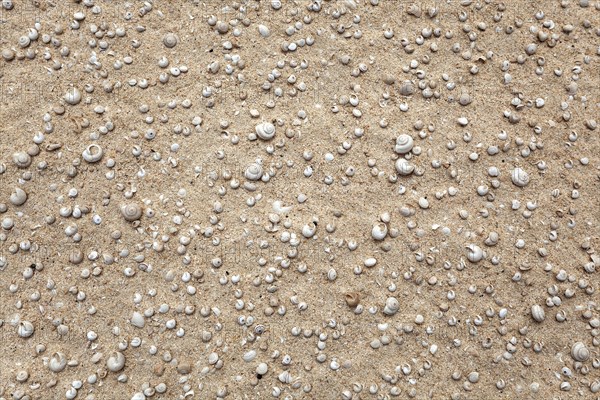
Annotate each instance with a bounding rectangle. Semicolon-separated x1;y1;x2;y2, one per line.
399;80;415;96
13;151;32;168
64;87;81;105
255;122;276;140
395;158;415;175
466;244;484;263
531;304;545;322
301;222;316;238
394;134;414;154
383;297;400;315
242;350;257;362
371;222;388;241
244;163;263;181
571;342;590;362
49;352;67;372
163;33;178;48
121;204;142;222
10;187;28;206
511;167;530;187
345;292;360;308
130;312;145;328
258;24;270;37
106;351;126;372
82;144;104;163
17;320;34;338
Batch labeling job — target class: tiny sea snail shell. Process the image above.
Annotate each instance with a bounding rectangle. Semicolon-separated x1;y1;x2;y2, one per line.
531;304;545;322
371;222;388;241
255;122;276;140
82;144;104;163
395;134;414;154
17;320;34;337
383;297;400;315
345;292;360;308
64;87;81;105
399;80;415;96
10;187;28;206
49;352;67;372
106;351;126;372
121;203;142;222
244;163;263;181
163;32;178;48
395;158;414;175
302;222;317;238
13;151;32;168
511;167;530;187
571;342;590;362
466;244;484;262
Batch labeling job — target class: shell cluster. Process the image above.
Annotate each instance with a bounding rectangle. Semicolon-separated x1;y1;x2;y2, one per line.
0;1;599;399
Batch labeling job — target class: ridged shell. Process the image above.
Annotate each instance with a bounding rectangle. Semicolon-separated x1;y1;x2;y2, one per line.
571;342;590;362
395;158;414;175
383;297;399;315
121;204;142;222
395;134;414;154
511;167;530;187
244;163;263;181
531;304;545;322
255;122;276;140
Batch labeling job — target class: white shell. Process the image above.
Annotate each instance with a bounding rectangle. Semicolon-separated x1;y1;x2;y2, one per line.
17;320;34;337
571;342;590;362
242;350;257;362
64;87;81;105
383;297;400;315
244;163;263;181
258;24;270;37
278;371;292;384
531;304;545;322
10;187;27;206
255;122;276;140
82;144;104;163
302;222;316;238
395;158;414;175
466;244;484;263
394;134;414;154
121;204;142;222
256;363;268;375
131;312;145;328
49;352;67;372
13;151;31;168
511;167;530;187
399;80;414;96
106;351;126;372
371;222;388;241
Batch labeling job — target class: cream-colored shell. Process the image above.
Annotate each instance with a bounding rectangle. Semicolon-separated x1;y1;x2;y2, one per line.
395;134;414;154
531;304;545;322
511;167;530;187
255;122;276;140
571;342;590;362
395;158;415;175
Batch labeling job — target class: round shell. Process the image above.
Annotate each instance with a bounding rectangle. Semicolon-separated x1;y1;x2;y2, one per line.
531;304;545;322
13;151;32;168
395;134;414;154
399;80;415;96
82;144;104;163
466;244;484;263
371;222;388;241
511;167;530;187
121;204;142;222
395;158;414;176
255;122;276;140
64;87;81;105
383;297;400;315
244;163;263;181
163;33;178;48
571;342;590;362
345;292;360;308
17;320;34;338
106;352;126;372
49;352;67;372
10;187;27;206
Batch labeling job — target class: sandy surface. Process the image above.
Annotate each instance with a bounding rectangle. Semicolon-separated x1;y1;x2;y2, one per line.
1;0;599;399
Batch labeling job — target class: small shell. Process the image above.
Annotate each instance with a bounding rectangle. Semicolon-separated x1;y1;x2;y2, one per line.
244;163;263;181
121;204;142;222
302;222;317;238
82;144;104;163
163;33;178;48
106;351;126;372
395;158;414;175
345;292;360;308
130;312;145;328
13;151;32;168
383;297;400;315
531;304;545;322
511;167;530;187
571;342;590;362
17;320;34;338
242;350;257;362
371;222;388;241
49;352;67;372
64;87;81;105
258;24;270;37
466;244;484;263
255;122;276;140
394;134;414;154
10;187;28;206
399;80;415;96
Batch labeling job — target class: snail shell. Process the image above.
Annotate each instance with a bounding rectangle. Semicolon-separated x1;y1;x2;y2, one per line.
49;352;67;372
466;244;484;263
399;80;415;96
571;342;590;362
383;297;400;315
121;203;142;222
244;163;263;181
163;32;178;48
255;122;276;140
10;187;28;206
371;222;388;241
13;151;32;168
531;304;545;322
64;87;81;105
395;134;414;154
345;292;360;308
511;167;530;187
301;222;316;238
17;320;34;337
395;158;415;175
82;144;104;163
106;351;126;372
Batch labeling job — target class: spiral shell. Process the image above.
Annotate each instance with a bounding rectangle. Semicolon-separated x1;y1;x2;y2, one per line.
395;134;414;154
106;351;126;372
82;144;104;163
244;163;263;181
371;222;388;241
395;158;415;175
10;187;27;206
255;122;276;140
511;167;530;187
571;342;590;362
121;203;142;222
17;320;34;338
64;87;81;105
466;244;484;263
163;32;178;48
302;222;316;238
13;151;31;168
531;304;545;322
383;297;400;315
49;352;67;372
